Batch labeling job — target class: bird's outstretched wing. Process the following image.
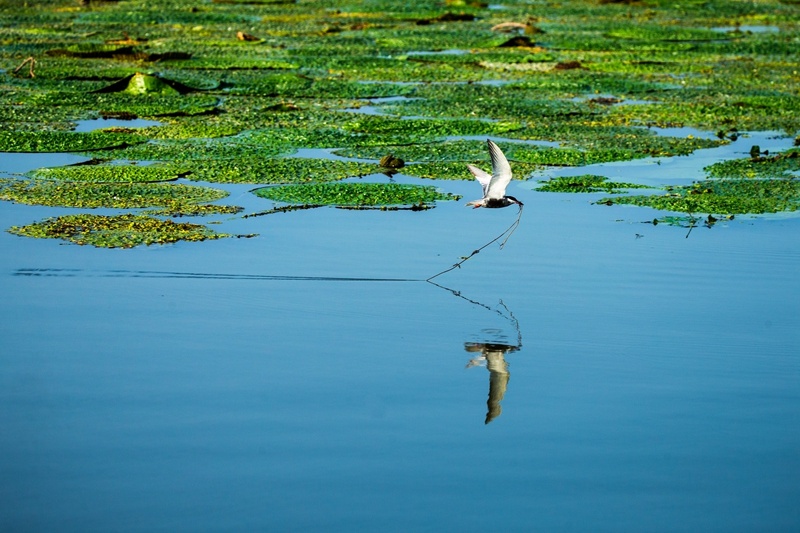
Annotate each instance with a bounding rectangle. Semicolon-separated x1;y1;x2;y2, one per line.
467;164;492;197
485;140;513;200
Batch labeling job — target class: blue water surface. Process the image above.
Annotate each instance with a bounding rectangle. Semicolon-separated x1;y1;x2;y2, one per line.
1;142;799;532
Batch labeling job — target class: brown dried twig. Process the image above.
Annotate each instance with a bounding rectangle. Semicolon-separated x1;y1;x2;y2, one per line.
13;56;36;78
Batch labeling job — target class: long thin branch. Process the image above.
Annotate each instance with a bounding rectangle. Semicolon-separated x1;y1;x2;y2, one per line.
426;204;523;282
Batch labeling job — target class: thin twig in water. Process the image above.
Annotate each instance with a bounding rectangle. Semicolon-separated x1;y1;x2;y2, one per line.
427;204;523;282
685;211;697;239
13;57;36;78
243;204;322;218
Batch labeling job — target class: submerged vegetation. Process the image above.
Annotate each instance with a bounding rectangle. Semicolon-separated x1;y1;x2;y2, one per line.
1;0;799;244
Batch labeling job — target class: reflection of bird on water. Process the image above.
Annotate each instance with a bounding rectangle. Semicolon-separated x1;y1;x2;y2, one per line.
465;342;519;424
466;139;524;209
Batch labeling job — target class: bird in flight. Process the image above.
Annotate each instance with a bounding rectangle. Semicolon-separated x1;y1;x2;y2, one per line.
466;139;523;209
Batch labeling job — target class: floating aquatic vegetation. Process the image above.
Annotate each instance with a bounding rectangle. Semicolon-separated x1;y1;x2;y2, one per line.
144;204;244;217
608;96;800;133
253;182;459;207
127;121;242;141
378;85;587;121
605;26;725;43
705;149;799;179
334;141;489;162
10;90;222;119
401;160;540;181
223;72;313;96
649;214;733;229
28;163;190;183
599;149;800;216
301;79;417;100
600;179;800;215
183;158;379;184
537;175;650;193
0;130;146;152
0;178;227;209
342;115;523;143
46;44;193;64
1;0;798;242
8;213;228;248
106;137;284;161
93;72;206;95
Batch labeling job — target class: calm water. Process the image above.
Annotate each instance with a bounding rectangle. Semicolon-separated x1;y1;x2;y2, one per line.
1;138;799;532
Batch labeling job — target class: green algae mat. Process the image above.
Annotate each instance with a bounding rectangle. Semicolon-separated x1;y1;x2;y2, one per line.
1;0;799;246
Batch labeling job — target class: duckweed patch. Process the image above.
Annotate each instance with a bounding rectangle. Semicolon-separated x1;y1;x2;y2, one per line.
402;160;541;181
601;179;800;215
94;73;211;95
2;0;800;241
705;149;800;179
253;182;460;207
342;116;524;143
184;158;380;184
144;204;244;217
29;163;190;183
9;214;228;248
0;130;146;152
537;175;650;193
0;179;227;209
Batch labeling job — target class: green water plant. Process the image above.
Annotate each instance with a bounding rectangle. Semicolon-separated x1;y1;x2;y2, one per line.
29;163;190;183
1;0;799;241
8;213;228;248
600;179;800;215
253;182;459;207
537;175;650;193
144;204;244;217
705;149;800;179
0;130;146;152
183;158;380;184
94;72;202;96
0;179;227;208
402;160;540;181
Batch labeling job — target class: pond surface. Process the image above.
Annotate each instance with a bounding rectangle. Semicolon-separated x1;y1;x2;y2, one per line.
1;146;799;532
